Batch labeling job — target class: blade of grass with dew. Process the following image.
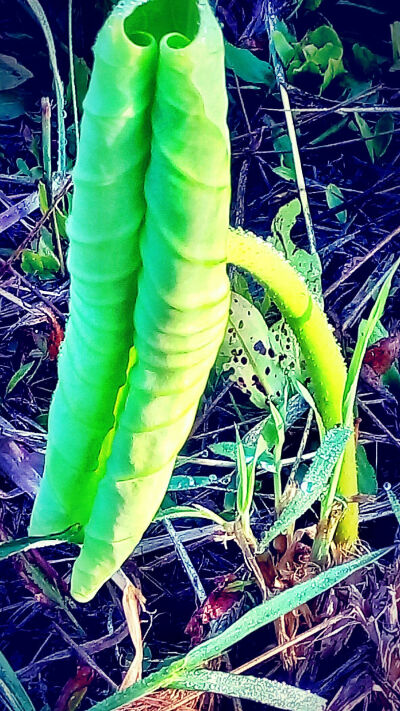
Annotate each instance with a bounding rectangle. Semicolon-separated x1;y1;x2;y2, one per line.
170;669;326;711
0;651;36;711
23;0;66;175
155;505;228;528
384;483;400;525
89;546;389;711
332;257;400;541
236;430;265;541
0;524;82;560
258;426;351;551
343;257;400;428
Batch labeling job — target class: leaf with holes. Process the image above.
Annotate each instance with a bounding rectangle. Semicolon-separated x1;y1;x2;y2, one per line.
219;293;286;409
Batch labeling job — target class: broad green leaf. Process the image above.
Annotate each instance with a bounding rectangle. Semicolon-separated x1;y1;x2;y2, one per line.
356;444;377;496
272;30;296;66
5;361;34;395
224;42;274;85
0;650;36;711
352;43;385;76
343;258;400;425
259;426;351;551
219;292;286;409
0;524;82;560
0;53;33;90
271;165;296;181
271;198;322;300
89;547;389;711
307;26;342;49
325;183;347;223
170;669;326;711
373;114;394;159
0;90;26;120
320;56;345;92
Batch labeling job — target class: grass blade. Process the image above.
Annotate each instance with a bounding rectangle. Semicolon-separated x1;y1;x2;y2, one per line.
89;546;389;710
170;669;326;710
343;257;400;426
0;651;36;711
259;426;351;551
0;524;82;560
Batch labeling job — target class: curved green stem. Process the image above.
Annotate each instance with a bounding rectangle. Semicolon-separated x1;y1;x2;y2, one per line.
227;228;358;551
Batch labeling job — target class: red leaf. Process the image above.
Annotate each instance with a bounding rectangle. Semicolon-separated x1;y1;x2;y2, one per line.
363;334;400;376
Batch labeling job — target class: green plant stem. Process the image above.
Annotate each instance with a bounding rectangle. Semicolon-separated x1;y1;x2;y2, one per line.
227;228;359;551
68;0;79;145
23;0;66;175
41;97;52;202
265;1;316;255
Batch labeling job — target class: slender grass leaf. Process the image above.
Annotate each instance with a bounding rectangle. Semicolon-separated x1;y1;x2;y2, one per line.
0;524;82;560
89;546;389;711
295;380;325;440
6;361;35;395
0;651;36;711
383;483;400;525
390;22;400;71
343;258;400;426
259;426;351;551
170;669;326;711
155;505;227;528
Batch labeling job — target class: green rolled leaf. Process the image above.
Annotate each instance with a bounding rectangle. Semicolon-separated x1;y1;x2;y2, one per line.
69;0;231;602
29;9;158;538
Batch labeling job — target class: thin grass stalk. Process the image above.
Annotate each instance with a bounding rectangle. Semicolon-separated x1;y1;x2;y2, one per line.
265;0;317;255
68;0;79;145
41;97;52;201
23;0;66;174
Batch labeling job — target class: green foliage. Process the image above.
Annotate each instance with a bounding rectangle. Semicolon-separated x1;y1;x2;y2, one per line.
273;23;345;93
352;112;394;163
356;445;377;496
219;292;286;409
224;41;274;85
21;227;60;278
0;524;82;560
271;130;296;182
390;22;400;72
90;547;389;711
384;483;400;525
170;669;326;710
259;426;351;551
0;53;33;120
343;258;400;428
0;53;33;90
235;429;265;539
5;361;35;395
325;183;347;224
0;651;36;711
